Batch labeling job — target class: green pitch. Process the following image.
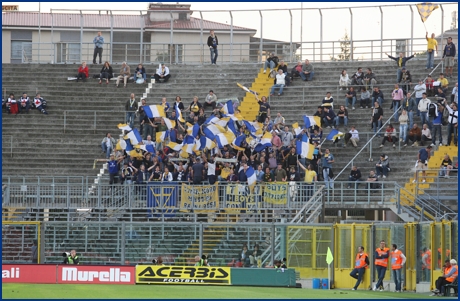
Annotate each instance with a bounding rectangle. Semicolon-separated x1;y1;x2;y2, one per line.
1;283;444;299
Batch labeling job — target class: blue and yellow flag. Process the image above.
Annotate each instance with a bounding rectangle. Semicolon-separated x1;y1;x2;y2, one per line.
416;3;439;22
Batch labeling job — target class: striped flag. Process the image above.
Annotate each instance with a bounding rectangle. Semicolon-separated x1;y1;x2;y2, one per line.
246;166;257;192
296;134;315;159
191;123;200;138
416;2;439;22
292;122;303;136
216;131;236;149
124;138;135;152
220;100;235;115
237;82;259;97
326;129;345;141
117;123;132;132
124;128;143;146
167;142;183;151
169;129;177;142
254;131;272;152
204;115;220;125
175;105;185;122
198;136;216;151
156;131;168;143
182;135;196;154
138;144;155;154
162;117;176;130
213;117;230;128
227;120;238;135
232;134;246;151
203;124;226;140
143;105;166;118
303;115;321;129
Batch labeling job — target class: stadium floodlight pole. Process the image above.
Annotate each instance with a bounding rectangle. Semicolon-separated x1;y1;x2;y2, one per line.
110;11;113;65
259;10;263;63
409;5;414;56
199;11;203;64
170;11;173;65
349;8;353;61
230;11;233;64
139;11;144;64
80;11;83;63
51;10;54;64
319;8;322;63
300;3;303;61
38;2;41;63
379;6;383;61
289;9;292;63
440;5;444;73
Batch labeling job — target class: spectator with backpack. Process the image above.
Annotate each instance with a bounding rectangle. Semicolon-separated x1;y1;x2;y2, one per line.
263;52;279;74
300;59;314;81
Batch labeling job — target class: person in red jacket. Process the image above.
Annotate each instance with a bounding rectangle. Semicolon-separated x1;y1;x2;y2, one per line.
77;62;89;82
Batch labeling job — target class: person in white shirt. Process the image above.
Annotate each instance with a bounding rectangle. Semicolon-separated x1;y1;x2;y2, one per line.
273;112;285;131
154;63;171;83
280;126;294;149
270;69;286;96
414;79;427;116
204;90;217;110
418;93;431;130
161;167;173;182
420;123;432;146
339;69;350;90
443;99;458;146
451;83;458;104
348;126;360;147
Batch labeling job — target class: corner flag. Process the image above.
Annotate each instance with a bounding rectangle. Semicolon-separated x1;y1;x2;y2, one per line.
326;247;334;265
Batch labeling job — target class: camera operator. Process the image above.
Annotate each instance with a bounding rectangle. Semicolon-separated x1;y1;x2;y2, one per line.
63;249;80;265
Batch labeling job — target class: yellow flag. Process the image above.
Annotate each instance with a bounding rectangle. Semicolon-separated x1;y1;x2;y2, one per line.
416;3;439;23
326;247;334;265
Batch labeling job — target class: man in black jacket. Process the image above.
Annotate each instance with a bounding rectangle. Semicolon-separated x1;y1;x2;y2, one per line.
348;166;362;189
207;30;218;65
385;52;415;83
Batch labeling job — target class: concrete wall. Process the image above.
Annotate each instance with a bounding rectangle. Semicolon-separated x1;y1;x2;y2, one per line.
2;30;11;63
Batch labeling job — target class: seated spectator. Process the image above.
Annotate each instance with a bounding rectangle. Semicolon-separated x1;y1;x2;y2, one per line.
335;105;348;127
439;154;453;178
350;67;364;87
273;112;285;131
347;166;362;189
101;132;116;159
347;125;359;148
425;75;435;97
263;52;279;74
400;67;412;93
99;61;113;84
437;73;449;93
363;68;377;91
237;245;251;267
375;154;390;179
339;69;350;90
270;69;286;96
366;170;379;190
419;123;431;146
116;61;131;88
277;60;291;86
135;63;147;83
344;87;357;110
322;106;336;128
19;92;31;114
76;62;88;82
290;61;303;81
379;124;397;148
154;63;171;83
372;86;384;108
322;92;334;108
300;59;314;81
33;93;48;115
204;90;217;110
249;245;262;267
6;93;19;115
274;163;287;182
184;96;202;117
359;88;371;108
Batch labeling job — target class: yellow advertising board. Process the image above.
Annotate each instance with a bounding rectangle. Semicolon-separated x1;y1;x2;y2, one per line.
135;265;231;285
180;183;218;213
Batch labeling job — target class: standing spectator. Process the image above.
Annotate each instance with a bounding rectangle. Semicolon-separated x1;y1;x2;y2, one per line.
154;63;171;83
277;60;291;86
425;32;438;69
33;93;48;115
207;30;218;65
399;109;409;144
375;154;390;179
414;80;427;116
439;154;453;178
135;63;147;83
430;259;458;296
270;69;286;96
402;92;417;129
6;93;18;115
280;126;294;150
400;67;412;93
125;93;138;129
390;244;406;293
404;123;422;147
263;52;278;74
431;102;444;146
350;246;369;290
335;105;348;128
379;124;397;149
255;165;265;183
290;61;303;81
99;61;113;84
257;96;271;123
297;161;317;198
92;31;104;64
420;123;432;146
322;106;336;129
385;52;415;83
418;93;432;130
107;154;119;190
350;67;364;88
443;100;458;146
274;163;287;182
371;86;384;108
413;145;432;183
359;88;371;109
425;75;435;96
63;250;80;265
320;148;334;191
322;92;334;108
192;158;205;184
371;101;384;137
363;68;377;91
344;87;357;110
348;126;360;148
116;62;131;88
138;98;147;135
31;240;38;264
161;97;171;117
451;83;458;104
249;245;262;268
373;240;390;291
391;84;404;122
120;162;135;185
204;90;217;111
19;92;31;114
76;62;88;82
339;69;350;90
101;132;116;159
347;166;362;189
161;167;173;182
442;37;456;78
300;59;314;81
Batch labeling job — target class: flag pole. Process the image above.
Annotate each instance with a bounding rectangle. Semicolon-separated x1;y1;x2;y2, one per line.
328;263;331;290
423;22;427;32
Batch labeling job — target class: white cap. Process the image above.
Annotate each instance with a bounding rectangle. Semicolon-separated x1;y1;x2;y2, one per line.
450;259;457;265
